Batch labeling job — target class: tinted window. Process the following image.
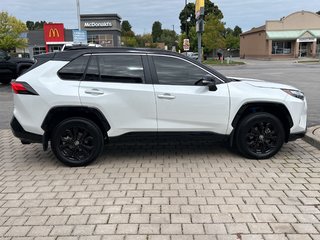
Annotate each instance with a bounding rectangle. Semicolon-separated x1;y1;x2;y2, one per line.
98;55;144;83
153;56;209;85
58;56;89;80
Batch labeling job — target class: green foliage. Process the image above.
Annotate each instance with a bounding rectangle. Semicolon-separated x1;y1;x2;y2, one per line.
160;29;178;49
136;33;154;47
179;0;223;34
121;36;138;47
26;20;47;30
121;20;132;33
317;11;320;15
0;11;27;51
120;20;138;47
121;20;135;38
202;15;226;53
233;26;242;36
224;25;242;50
152;21;162;42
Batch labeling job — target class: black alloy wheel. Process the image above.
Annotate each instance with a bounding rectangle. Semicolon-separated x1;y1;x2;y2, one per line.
235;112;285;159
51;118;104;166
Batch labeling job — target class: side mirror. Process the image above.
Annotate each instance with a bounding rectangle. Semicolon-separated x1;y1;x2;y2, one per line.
201;76;217;91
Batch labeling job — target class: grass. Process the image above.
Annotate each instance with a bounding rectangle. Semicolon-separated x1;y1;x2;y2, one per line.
203;58;245;65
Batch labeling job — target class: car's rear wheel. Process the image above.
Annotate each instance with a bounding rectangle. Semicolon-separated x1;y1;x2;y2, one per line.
235;112;284;159
51;118;104;167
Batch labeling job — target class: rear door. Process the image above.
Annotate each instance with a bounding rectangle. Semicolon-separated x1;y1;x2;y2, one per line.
79;53;157;137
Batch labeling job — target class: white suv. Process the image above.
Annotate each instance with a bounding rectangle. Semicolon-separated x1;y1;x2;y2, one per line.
11;48;307;166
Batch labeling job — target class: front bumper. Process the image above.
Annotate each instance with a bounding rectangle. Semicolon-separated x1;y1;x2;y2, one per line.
11;117;42;143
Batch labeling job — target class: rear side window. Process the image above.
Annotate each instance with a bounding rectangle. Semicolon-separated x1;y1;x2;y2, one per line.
84;55;145;83
58;56;89;80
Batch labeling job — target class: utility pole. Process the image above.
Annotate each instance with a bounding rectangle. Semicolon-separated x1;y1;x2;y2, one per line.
76;0;81;30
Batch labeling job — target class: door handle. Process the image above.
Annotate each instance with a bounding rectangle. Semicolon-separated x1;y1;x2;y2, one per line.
84;89;104;95
157;93;176;100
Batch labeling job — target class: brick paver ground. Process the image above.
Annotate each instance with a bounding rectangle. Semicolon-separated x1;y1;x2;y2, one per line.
0;129;320;240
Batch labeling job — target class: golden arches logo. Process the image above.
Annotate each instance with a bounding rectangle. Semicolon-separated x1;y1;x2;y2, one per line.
49;28;60;38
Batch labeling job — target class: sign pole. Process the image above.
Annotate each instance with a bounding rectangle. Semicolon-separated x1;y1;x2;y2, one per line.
195;0;204;62
76;0;81;30
197;22;202;63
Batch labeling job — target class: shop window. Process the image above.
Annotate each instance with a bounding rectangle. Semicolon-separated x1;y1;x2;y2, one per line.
272;41;292;54
87;34;113;47
33;46;46;56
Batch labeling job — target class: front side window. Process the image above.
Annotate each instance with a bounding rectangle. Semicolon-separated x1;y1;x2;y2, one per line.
153;56;209;85
84;55;145;83
58;56;89;80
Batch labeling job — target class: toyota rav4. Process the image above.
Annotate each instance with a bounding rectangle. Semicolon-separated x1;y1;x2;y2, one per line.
11;48;307;166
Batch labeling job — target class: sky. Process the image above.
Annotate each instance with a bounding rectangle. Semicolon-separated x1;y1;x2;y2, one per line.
1;0;319;34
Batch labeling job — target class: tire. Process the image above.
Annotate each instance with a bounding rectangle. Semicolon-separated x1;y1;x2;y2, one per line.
50;118;104;167
235;112;285;159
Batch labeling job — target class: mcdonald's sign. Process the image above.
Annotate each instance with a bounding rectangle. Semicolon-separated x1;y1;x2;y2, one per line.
44;23;65;42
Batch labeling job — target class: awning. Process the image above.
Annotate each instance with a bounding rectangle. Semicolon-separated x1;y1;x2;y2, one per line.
267;30;320;40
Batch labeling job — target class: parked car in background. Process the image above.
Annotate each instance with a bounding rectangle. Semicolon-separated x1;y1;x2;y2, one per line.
0;50;34;84
11;47;307;166
182;52;199;60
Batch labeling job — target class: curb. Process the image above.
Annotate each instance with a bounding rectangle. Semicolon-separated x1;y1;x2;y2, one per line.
303;126;320;150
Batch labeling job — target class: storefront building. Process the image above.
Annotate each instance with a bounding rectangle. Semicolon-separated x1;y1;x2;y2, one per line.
240;11;320;59
26;14;121;58
80;14;121;47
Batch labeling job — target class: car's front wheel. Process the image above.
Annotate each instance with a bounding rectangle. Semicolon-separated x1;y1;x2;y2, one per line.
51;118;104;167
235;112;285;159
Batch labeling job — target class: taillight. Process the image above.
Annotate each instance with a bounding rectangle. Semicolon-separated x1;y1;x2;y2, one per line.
11;82;38;95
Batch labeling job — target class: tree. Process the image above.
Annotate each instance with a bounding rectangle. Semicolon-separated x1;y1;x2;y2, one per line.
317;11;320;15
233;25;242;37
202;15;225;53
121;20;132;33
160;29;178;50
26;20;47;30
0;12;27;51
224;25;242;50
179;0;223;34
136;34;157;48
152;21;162;42
120;20;138;47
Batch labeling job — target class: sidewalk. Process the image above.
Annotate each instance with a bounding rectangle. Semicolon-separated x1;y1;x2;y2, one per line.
304;125;320;150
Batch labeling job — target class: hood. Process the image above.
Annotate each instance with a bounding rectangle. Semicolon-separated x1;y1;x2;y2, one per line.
228;77;298;90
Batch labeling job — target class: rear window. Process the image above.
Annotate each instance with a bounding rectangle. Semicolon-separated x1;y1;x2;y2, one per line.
58;56;89;80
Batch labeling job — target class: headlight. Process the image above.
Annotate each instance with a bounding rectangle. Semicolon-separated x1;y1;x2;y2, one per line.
282;89;304;100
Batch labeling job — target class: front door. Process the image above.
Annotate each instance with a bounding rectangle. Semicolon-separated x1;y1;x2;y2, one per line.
150;55;230;135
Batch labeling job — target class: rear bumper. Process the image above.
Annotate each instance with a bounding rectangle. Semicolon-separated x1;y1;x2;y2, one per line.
11;117;42;143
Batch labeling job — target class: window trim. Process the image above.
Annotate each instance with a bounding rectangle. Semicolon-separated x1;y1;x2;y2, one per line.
148;54;226;86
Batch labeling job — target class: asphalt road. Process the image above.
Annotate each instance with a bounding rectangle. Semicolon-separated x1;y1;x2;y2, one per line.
0;60;319;129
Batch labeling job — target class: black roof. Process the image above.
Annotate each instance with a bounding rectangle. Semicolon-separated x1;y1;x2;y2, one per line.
34;47;228;82
37;47;188;61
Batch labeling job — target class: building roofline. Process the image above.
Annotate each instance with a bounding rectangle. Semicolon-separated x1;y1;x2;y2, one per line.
241;25;266;36
80;14;122;19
